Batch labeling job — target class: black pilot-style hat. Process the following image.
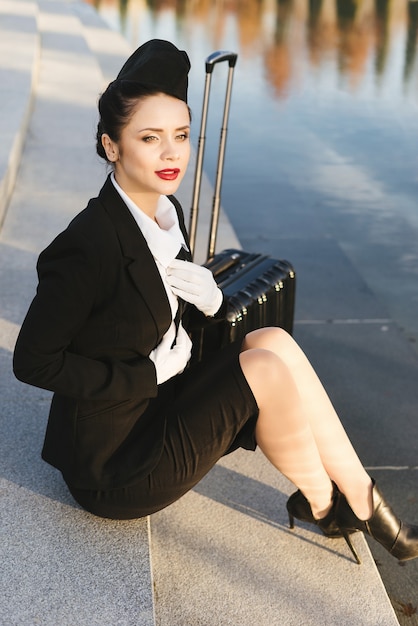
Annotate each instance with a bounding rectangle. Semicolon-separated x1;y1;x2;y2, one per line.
116;39;191;103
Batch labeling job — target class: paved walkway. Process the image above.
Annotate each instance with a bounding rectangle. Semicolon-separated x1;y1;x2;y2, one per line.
0;0;406;624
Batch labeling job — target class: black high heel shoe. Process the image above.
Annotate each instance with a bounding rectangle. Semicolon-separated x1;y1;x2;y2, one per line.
336;480;418;565
286;485;343;538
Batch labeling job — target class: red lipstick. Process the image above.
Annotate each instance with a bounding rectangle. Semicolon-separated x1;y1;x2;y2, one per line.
156;168;180;181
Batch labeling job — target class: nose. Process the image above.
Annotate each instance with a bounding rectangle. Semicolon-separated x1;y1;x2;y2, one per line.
161;139;180;161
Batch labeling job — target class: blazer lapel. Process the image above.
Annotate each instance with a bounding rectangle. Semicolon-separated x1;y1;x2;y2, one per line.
169;195;192;261
98;177;172;336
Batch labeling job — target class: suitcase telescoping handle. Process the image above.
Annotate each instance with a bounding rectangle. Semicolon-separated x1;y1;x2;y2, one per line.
188;50;238;260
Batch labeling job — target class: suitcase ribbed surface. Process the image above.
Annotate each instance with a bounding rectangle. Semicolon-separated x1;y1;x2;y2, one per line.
191;249;296;362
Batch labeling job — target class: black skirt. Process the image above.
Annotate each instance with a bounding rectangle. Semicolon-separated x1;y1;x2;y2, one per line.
68;341;259;519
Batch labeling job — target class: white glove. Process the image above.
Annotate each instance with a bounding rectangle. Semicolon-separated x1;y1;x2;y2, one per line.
166;259;223;316
149;322;192;385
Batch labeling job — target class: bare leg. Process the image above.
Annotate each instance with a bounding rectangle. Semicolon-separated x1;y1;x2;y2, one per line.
239;327;373;520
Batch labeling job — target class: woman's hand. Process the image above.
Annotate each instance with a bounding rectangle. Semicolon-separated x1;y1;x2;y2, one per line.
149;323;192;385
166;259;223;316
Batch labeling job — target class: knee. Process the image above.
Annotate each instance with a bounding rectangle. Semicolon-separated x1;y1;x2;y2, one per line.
239;348;290;400
243;326;294;354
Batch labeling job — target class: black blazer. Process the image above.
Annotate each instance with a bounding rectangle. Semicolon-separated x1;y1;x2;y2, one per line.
13;176;218;490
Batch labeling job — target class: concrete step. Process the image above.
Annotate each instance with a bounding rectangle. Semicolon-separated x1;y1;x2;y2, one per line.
0;0;39;228
0;1;401;624
150;450;400;626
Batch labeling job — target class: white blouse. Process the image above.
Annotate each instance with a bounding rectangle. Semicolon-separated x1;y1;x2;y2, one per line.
111;173;191;376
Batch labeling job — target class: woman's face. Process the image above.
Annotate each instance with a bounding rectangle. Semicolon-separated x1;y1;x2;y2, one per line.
102;93;191;214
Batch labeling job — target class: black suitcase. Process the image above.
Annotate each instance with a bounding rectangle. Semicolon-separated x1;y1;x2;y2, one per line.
188;51;296;362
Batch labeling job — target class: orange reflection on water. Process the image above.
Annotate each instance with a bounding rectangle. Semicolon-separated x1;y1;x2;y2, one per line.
86;0;418;99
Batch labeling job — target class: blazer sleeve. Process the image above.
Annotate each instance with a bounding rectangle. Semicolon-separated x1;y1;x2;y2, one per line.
13;226;158;403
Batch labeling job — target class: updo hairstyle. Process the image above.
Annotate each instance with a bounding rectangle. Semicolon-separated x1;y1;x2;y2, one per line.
96;80;160;162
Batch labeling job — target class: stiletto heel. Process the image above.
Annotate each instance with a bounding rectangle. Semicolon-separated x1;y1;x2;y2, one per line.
336;479;418;564
341;529;362;565
286;485;343;538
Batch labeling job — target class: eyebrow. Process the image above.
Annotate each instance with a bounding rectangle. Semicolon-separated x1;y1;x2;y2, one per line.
138;125;190;133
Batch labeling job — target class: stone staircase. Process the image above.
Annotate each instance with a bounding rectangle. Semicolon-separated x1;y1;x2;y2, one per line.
0;1;400;623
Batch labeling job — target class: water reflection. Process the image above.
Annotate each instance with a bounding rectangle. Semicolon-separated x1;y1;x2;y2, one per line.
86;0;418;100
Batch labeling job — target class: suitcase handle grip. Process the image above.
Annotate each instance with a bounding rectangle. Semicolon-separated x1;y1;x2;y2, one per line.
205;51;238;73
189;50;238;259
204;252;241;276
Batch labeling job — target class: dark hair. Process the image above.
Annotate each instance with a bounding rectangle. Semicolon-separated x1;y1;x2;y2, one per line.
96;80;191;162
96;81;160;161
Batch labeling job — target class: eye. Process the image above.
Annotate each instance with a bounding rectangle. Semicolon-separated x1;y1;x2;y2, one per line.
176;132;189;141
142;135;158;143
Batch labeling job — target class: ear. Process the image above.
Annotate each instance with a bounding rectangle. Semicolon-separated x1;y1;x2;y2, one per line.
101;134;119;162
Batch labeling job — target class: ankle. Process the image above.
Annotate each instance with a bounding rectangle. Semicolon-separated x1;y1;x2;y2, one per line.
309;483;335;520
343;478;373;521
312;501;333;520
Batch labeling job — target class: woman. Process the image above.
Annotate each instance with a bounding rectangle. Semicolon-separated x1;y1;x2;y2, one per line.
13;39;418;565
